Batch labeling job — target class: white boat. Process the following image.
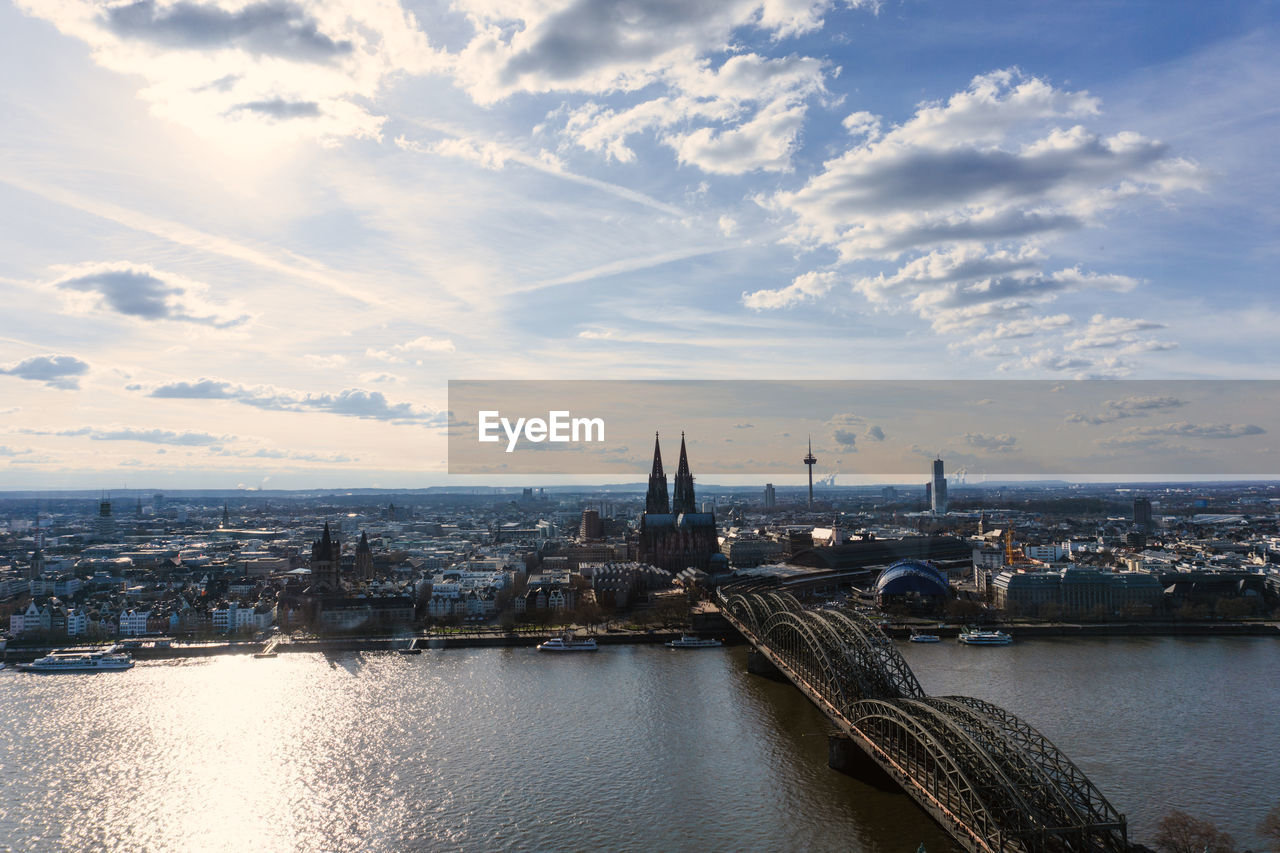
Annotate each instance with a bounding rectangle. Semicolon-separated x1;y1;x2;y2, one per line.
958;627;1012;646
666;635;722;648
537;633;598;652
909;629;941;643
17;650;135;672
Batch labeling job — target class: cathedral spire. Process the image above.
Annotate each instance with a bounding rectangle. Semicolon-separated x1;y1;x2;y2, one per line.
645;432;670;513
672;432;696;514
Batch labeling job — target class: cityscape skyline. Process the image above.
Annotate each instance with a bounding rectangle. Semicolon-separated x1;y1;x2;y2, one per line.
2;1;1278;489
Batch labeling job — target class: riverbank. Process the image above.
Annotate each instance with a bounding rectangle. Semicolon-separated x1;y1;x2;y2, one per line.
881;620;1280;639
5;618;1275;663
0;628;696;662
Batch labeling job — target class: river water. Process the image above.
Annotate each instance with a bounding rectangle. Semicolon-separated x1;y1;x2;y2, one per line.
1;637;1276;852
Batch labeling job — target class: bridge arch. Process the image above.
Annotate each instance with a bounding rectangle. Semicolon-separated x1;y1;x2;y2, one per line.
718;586;1128;852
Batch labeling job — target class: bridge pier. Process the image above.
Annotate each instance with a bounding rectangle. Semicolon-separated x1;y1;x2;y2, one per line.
828;734;901;792
746;650;785;679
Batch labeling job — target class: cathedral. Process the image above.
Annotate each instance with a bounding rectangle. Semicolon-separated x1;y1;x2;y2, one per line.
637;433;718;573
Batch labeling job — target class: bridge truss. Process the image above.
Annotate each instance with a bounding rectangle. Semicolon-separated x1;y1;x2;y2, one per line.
721;587;1128;853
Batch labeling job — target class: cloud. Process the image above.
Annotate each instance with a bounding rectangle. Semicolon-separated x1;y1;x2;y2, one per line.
751;68;1200;370
864;425;885;441
772;70;1200;261
1125;422;1265;440
215;447;355;462
562;53;829;173
1064;314;1171;351
21;427;226;445
103;0;353;61
454;0;867;103
366;336;457;363
51;262;248;327
963;432;1018;453
1067;395;1188;425
743;270;836;310
832;429;858;449
232;99;321;119
449;2;863;174
0;354;90;389
139;377;441;423
397;336;456;353
18;0;438;142
0;446;33;457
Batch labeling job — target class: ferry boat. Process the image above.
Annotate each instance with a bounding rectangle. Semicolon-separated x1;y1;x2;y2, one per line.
909;629;942;643
536;633;598;653
665;635;723;649
957;627;1012;646
17;650;135;672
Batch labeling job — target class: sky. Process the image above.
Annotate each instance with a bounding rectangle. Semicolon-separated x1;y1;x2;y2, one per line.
0;0;1277;489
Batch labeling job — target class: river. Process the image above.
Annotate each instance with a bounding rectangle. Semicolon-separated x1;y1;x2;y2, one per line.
1;636;1275;851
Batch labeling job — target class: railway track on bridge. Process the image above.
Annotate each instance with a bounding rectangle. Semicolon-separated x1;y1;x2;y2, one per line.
720;585;1129;853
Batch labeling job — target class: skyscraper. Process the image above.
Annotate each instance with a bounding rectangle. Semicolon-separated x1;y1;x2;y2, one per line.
763;483;776;510
95;495;115;540
1133;497;1153;530
931;458;948;515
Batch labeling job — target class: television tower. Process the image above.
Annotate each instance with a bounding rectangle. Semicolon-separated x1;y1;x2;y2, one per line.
804;436;817;509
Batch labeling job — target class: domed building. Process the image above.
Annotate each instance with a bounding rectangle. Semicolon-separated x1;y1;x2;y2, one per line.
874;560;950;613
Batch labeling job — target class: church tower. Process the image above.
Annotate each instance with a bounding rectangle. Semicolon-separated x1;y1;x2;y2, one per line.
672;433;696;514
355;530;374;581
645;432;670;513
29;545;45;581
310;522;342;591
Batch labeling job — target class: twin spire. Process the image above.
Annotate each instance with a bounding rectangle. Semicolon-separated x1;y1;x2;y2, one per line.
646;431;697;514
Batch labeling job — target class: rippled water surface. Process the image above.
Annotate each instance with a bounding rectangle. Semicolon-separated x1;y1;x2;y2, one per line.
1;637;1275;851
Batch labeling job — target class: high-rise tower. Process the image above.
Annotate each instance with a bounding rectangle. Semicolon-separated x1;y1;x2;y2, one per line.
672;433;696;514
804;437;817;509
931;457;948;515
645;432;670;513
1133;497;1153;530
95;494;115;540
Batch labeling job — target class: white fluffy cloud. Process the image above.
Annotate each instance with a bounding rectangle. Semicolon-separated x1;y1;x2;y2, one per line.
746;69;1202;373
15;0;439;142
743;270;836;309
770;70;1200;260
561;52;829;173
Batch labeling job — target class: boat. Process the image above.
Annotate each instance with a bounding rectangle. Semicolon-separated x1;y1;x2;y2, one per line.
666;635;723;648
537;633;598;652
909;629;941;643
16;650;134;672
958;627;1012;645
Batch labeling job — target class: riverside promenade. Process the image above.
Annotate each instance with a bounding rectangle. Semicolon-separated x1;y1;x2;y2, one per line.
0;626;693;662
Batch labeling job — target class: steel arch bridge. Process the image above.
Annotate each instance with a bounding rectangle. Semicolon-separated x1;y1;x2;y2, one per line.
720;586;1128;853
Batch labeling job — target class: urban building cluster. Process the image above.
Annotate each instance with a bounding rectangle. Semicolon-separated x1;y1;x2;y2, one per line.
4;450;1280;646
